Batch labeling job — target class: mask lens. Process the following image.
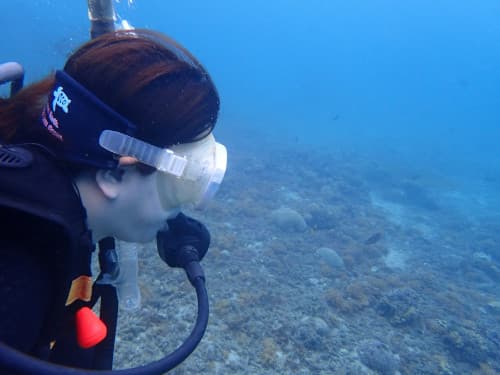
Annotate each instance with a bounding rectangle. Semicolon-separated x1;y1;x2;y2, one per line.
156;135;227;211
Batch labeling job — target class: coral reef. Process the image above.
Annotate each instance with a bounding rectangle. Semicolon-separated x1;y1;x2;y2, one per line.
325;282;374;314
429;319;491;366
357;339;400;375
108;137;500;374
305;205;339;230
292;316;330;351
376;287;420;326
316;247;345;270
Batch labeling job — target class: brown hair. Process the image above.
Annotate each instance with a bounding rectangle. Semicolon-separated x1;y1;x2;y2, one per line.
0;76;55;142
0;29;219;155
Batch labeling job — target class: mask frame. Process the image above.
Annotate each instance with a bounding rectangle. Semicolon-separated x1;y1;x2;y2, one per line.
100;130;227;210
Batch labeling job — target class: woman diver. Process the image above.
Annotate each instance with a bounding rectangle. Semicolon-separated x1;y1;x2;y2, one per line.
0;27;226;373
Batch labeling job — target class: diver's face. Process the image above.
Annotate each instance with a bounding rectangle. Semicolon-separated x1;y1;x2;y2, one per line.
112;168;179;243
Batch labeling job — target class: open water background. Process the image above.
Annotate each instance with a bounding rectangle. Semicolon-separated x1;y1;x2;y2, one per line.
1;1;499;373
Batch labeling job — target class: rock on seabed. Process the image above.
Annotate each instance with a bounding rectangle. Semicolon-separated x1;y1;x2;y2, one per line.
270;207;308;232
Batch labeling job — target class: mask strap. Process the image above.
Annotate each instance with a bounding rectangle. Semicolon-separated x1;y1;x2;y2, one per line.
99;130;187;177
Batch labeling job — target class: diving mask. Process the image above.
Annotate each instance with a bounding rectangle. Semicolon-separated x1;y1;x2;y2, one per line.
99;130;227;210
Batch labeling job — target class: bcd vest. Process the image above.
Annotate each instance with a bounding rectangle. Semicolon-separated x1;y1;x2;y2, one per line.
0;143;95;361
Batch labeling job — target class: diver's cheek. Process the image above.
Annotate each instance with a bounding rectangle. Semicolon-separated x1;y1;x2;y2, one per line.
127;223;158;243
156;171;184;212
165;207;181;220
114;212;158;243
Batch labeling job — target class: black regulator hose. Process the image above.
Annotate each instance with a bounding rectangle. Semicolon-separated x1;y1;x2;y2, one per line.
0;259;209;375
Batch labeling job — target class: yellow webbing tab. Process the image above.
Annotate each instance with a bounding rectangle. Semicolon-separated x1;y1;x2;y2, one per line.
65;275;93;306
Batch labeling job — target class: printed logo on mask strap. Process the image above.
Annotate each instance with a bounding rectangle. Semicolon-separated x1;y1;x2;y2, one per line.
41;104;63;141
52;86;71;113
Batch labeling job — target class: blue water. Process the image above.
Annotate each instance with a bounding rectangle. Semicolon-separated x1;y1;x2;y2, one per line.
3;1;499;177
1;1;499;373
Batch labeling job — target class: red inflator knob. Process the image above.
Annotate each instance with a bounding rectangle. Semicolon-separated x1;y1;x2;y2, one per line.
75;307;107;349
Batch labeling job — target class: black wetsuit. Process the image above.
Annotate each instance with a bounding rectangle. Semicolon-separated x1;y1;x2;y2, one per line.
0;144;96;367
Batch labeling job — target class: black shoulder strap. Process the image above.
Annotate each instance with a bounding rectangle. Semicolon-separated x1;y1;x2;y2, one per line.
91;238;120;370
0;144;33;168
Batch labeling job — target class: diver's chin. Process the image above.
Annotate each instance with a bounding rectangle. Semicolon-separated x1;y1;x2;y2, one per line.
118;226;158;244
165;207;182;221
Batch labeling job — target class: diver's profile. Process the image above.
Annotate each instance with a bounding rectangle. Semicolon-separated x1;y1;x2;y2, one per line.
0;1;226;373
